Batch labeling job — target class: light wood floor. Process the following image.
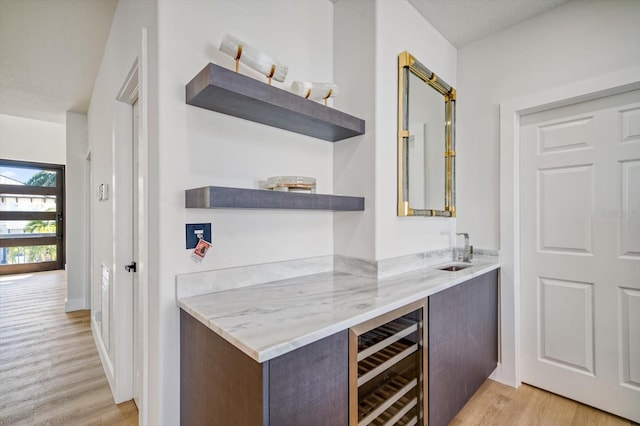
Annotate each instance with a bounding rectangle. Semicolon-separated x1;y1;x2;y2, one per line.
2;271;637;426
0;270;138;425
452;378;638;426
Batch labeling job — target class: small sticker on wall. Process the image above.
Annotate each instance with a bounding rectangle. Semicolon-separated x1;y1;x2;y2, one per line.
191;238;212;263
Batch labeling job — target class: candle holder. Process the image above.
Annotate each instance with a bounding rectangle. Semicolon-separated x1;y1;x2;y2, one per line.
291;81;339;106
219;34;288;85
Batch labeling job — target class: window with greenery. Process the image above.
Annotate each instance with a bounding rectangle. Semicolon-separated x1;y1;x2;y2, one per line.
0;159;64;274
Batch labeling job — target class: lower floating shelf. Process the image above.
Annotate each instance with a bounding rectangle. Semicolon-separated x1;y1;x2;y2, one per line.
185;186;364;211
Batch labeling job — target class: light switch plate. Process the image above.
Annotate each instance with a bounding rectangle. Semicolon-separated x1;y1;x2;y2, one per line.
185;223;211;249
98;183;108;201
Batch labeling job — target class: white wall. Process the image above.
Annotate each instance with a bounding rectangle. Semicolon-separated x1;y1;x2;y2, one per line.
87;0;158;421
156;1;334;423
456;0;640;249
0;113;65;164
455;0;640;389
85;1;490;423
159;0;334;271
374;0;457;260
333;0;376;261
65;112;89;311
334;0;457;262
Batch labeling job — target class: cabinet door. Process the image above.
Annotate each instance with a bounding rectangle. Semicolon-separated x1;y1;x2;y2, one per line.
181;310;348;426
428;269;499;426
180;310;267;426
269;331;349;426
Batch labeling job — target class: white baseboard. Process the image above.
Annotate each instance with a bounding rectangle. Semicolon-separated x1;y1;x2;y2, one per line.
65;297;89;312
490;362;519;388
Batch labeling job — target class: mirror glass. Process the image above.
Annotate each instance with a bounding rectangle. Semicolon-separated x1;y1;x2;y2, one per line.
407;71;445;209
398;51;455;217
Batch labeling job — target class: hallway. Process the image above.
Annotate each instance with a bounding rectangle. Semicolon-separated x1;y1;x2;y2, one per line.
0;270;137;425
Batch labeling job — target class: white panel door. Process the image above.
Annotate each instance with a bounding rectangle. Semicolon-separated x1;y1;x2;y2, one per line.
520;89;640;422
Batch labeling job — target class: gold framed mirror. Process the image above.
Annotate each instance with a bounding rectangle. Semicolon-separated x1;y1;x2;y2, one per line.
397;51;456;217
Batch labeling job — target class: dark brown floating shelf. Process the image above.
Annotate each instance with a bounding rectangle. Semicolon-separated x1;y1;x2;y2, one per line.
186;186;364;211
186;63;365;142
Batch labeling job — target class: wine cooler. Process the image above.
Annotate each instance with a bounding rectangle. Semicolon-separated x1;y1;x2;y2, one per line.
349;300;427;426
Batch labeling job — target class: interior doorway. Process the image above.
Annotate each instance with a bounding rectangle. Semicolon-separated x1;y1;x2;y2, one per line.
0;159;65;275
519;89;640;422
131;99;141;408
100;55;146;419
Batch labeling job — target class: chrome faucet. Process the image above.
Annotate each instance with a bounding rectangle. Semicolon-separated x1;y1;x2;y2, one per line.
456;232;473;263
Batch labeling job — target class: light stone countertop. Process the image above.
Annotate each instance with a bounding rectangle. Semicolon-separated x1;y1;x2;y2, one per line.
178;255;500;363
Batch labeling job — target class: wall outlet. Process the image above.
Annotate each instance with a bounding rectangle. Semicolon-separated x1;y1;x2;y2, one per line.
185;223;211;249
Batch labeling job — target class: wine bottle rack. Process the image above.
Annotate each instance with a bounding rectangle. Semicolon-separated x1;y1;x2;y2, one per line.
349;301;427;426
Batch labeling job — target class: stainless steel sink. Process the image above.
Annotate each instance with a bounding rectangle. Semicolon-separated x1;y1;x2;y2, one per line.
437;263;471;272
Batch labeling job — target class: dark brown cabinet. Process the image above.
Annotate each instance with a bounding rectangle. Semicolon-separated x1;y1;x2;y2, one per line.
428;269;499;426
180;268;498;425
180;310;348;426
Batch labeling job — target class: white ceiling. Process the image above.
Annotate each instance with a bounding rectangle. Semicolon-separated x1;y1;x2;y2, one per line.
0;0;118;123
0;0;569;125
408;0;570;48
